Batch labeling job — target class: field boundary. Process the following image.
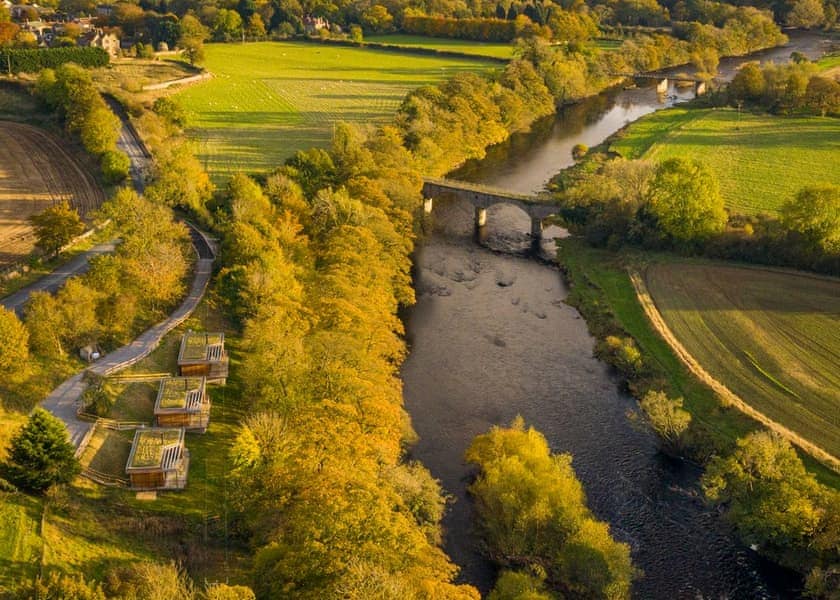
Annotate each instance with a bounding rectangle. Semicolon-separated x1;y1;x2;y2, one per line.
629;268;840;473
297;36;509;63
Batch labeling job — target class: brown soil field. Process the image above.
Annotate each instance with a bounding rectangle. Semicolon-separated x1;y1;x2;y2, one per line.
0;122;105;266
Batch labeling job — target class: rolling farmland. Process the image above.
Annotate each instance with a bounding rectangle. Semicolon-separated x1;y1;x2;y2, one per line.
0;122;105;266
610;108;840;215
644;262;840;460
175;41;501;181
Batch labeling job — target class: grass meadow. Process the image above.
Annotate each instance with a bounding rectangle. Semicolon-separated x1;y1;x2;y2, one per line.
645;263;840;461
610;108;840;215
175;41;501;182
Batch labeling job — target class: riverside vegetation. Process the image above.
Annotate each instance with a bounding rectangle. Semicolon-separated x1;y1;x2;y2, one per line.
1;5;838;599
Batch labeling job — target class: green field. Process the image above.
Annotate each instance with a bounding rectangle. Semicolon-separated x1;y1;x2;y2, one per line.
175;42;501;181
364;34;516;59
645;263;840;460
610;108;840;215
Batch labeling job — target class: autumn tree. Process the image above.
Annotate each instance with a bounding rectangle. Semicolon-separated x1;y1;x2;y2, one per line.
786;0;825;28
466;417;636;599
0;306;30;384
805;76;840;117
245;13;266;39
29;202;85;258
643;158;726;247
2;408;79;493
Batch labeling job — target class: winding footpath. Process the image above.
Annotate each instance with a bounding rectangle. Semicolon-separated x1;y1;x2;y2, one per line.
4;100;216;451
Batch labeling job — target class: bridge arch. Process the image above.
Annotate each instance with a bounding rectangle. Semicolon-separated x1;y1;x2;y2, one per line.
421;178;563;242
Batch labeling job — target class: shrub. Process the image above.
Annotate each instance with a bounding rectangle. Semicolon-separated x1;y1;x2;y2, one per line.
101;150;131;184
572;143;588;160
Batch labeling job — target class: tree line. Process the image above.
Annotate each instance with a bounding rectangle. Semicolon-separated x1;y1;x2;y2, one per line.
35;63;130;184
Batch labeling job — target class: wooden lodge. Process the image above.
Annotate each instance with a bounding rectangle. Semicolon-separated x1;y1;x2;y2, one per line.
154;376;210;431
125;428;189;490
177;331;229;384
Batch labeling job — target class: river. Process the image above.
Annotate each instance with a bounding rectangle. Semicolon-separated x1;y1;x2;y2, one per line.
401;32;829;599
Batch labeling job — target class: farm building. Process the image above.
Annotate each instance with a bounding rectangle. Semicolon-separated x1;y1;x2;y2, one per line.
178;331;229;383
125;428;189;490
154;376;210;431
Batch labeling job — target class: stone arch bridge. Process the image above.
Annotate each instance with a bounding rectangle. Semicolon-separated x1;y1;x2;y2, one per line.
421;177;562;240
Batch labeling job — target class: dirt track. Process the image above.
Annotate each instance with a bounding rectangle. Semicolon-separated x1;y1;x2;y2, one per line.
0;122;105;266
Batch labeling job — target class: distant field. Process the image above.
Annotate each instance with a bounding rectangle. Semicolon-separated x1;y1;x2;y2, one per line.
0;122;105;266
364;34;515;59
610;108;840;215
175;41;501;181
645;263;840;460
92;58;196;93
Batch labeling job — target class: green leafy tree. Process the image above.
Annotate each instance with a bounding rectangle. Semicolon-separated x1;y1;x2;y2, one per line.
29;201;85;258
178;13;208;65
644;158;726;246
488;570;553;600
100;150;130;184
780;184;840;254
634;390;691;455
212;9;243;41
79;106;119;155
2;408;79;493
703;432;837;567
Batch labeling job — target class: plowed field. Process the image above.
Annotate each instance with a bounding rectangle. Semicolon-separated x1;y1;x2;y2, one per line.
645;263;840;459
0;122;105;266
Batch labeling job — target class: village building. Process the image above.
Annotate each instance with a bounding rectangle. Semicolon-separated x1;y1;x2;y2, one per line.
125;427;189;490
154;376;210;431
177;331;229;384
78;28;119;57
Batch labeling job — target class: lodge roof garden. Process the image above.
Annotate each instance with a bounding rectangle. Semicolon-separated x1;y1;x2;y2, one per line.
125;428;185;472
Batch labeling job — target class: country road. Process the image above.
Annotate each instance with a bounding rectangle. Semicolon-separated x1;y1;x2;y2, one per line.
1;93;149;314
1;241;117;316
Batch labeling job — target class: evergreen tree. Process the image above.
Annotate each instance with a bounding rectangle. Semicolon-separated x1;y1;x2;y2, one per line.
3;408;79;493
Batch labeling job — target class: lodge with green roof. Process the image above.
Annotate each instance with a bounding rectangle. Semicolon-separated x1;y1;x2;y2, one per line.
154;376;210;431
125;428;190;490
178;331;229;383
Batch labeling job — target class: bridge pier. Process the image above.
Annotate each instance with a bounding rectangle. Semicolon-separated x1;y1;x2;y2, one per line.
695;80;707;96
530;217;543;240
475;207;487;228
656;78;668;94
423;197;433;214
